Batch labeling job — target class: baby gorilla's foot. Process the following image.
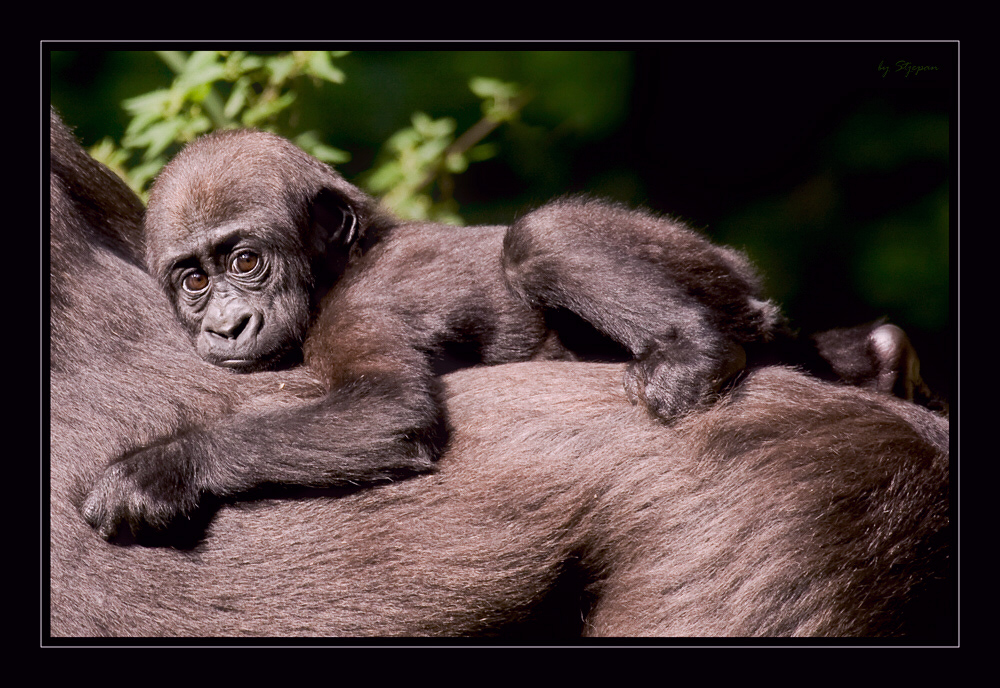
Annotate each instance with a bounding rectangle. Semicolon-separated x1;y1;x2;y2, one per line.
623;340;746;421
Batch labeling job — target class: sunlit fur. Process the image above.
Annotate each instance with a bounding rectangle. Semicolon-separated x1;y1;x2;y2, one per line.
51;110;952;639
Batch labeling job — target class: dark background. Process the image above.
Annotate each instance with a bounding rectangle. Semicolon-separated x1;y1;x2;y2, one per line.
48;44;954;401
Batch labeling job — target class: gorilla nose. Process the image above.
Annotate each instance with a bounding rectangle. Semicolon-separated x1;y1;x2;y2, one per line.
210;315;250;339
205;307;259;341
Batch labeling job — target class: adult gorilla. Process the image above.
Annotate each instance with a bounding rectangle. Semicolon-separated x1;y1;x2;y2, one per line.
48;110;952;639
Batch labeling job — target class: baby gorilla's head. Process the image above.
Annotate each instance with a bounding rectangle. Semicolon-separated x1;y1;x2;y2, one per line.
143;130;366;371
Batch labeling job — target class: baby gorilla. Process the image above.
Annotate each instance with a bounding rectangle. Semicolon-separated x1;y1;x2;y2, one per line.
78;128;940;541
109;128;781;537
146;130;780;430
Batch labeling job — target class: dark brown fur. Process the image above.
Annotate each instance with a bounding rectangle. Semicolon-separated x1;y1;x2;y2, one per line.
49;111;952;639
82;129;793;536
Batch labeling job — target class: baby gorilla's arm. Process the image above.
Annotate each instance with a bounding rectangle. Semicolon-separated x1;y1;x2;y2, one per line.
82;365;443;540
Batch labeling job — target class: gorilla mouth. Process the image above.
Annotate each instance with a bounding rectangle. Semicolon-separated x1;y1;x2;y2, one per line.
219;358;257;369
210;352;276;372
212;345;302;372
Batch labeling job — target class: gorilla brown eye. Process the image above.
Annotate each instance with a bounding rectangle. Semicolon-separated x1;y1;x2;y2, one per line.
182;271;209;293
232;251;260;274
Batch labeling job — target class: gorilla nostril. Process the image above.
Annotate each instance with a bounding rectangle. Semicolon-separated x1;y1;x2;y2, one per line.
228;315;251;339
206;310;253;340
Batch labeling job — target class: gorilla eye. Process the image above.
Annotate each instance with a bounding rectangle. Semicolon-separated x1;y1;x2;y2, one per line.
182;271;209;293
231;251;260;274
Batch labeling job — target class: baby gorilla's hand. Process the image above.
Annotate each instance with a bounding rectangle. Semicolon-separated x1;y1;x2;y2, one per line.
81;442;204;542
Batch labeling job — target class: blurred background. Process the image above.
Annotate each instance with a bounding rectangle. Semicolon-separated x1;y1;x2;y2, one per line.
49;45;954;401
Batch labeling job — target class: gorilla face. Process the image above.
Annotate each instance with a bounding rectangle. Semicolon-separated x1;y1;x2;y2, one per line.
164;225;311;371
143;130;361;373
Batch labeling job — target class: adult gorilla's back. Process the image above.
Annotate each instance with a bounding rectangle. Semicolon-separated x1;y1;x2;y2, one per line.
48;110;952;639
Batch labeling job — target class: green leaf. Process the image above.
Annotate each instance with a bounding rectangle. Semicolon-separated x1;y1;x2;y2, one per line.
266;54;297;85
307;51;346;83
223;51;263;79
470;76;523;121
87;138;131;179
469;76;512;98
411;112;455;139
123;110;163;140
179;114;213;142
387;127;420;151
128;156;169;199
393;194;432;220
122;89;172;117
184;50;220;71
175;52;227;94
467;143;497;162
224;77;251;119
364;161;404;193
310;144;351;164
415;137;450;164
185;81;215;104
241;91;297;126
294;131;351;164
129;118;187;160
444;152;468;174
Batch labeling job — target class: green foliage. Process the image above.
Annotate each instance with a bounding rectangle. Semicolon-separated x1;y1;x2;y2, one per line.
469;76;524;123
364;112;464;223
89;50;352;199
363;78;528;224
86;52;526;224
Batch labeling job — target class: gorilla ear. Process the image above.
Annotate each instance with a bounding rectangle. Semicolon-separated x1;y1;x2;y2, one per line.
310;188;359;254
